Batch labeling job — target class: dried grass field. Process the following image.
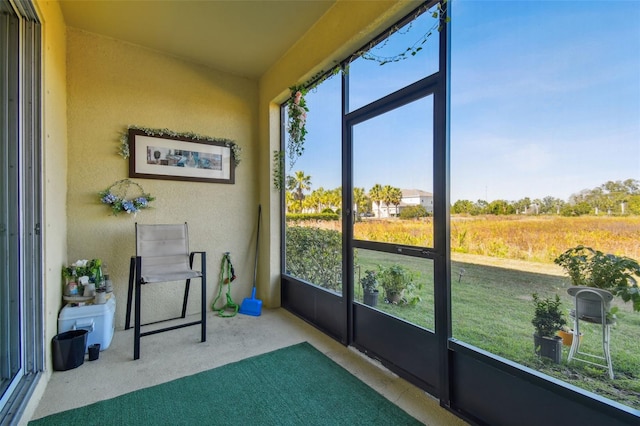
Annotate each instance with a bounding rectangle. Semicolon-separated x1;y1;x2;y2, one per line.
352;215;640;263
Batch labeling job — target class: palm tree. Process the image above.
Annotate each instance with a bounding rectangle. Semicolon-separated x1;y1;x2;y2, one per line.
284;190;295;213
306;187;326;213
288;171;312;212
353;187;368;219
382;185;396;217
369;184;383;218
390;187;403;216
327;187;342;212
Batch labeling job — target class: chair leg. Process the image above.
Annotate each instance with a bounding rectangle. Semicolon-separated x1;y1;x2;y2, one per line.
568;317;579;363
125;257;136;330
604;325;614;379
181;279;191;318
134;256;142;360
201;253;206;342
183;252;197;318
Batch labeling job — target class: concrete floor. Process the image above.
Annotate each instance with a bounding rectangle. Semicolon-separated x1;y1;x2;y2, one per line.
29;308;467;425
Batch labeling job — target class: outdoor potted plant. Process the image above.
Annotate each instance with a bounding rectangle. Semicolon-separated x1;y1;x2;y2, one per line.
554;245;640;315
360;270;379;307
532;293;566;363
378;264;414;304
557;325;583;347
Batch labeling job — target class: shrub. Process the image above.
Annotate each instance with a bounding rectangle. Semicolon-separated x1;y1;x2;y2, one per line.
554;245;640;311
286;213;339;222
285;226;342;291
399;205;429;219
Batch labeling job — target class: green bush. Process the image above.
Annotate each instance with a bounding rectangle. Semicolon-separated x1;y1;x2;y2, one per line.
285;226;342;291
399;205;429;219
560;202;591;216
286;213;339;222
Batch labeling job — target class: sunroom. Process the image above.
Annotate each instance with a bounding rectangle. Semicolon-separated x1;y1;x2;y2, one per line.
2;0;639;425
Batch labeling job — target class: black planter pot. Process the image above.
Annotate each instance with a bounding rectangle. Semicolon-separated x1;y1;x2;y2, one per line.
52;329;88;371
533;334;563;364
363;290;379;307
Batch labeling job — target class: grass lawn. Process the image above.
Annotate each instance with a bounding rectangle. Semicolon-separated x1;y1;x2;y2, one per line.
355;250;640;409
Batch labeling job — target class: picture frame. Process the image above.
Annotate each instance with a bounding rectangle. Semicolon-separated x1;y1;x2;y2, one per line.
128;129;235;184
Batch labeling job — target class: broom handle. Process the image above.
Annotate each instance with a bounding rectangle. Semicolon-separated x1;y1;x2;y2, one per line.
253;205;261;290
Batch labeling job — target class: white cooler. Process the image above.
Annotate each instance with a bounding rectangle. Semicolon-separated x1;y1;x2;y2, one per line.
58;296;116;352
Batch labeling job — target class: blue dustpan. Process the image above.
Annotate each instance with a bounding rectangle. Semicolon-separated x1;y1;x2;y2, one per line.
239;287;262;316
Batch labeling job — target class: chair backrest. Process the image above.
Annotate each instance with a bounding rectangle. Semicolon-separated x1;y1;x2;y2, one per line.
567;286;614;323
136;223;191;276
567;286;614;303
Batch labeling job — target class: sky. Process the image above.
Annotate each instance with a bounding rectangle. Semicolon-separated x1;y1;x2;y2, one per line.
288;0;640;203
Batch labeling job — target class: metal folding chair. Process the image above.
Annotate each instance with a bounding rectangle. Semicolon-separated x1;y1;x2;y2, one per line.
567;287;615;379
125;223;206;360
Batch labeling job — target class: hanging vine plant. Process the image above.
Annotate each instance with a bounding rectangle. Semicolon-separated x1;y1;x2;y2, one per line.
286;85;309;166
119;125;241;167
273;1;449;190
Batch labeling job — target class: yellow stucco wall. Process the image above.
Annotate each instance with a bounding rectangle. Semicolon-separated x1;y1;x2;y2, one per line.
65;28;259;328
39;0;68;358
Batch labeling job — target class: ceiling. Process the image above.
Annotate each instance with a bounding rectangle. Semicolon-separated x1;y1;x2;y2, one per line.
58;0;337;79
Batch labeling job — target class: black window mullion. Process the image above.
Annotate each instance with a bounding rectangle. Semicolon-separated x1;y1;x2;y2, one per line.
433;0;452;408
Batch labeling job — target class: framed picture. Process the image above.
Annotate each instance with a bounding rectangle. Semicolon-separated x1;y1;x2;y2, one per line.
128;129;235;184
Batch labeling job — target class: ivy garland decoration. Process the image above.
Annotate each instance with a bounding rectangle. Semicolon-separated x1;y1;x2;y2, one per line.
99;179;155;216
274;1;449;190
358;1;449;65
118;125;241;167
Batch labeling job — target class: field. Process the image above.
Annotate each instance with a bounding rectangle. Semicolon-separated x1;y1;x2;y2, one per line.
355;215;640;262
290;215;640;408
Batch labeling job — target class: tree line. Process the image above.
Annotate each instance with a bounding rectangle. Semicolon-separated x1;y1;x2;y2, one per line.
286;171;406;216
453;179;640;216
286;173;640;217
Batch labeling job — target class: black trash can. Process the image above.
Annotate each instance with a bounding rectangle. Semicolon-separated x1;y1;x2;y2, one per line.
52;329;88;371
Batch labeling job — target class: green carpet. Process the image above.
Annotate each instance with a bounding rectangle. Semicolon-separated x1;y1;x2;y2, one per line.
30;342;422;425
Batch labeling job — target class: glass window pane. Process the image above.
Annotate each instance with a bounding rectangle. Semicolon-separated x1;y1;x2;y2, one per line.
0;9;22;405
352;95;434;328
451;0;640;410
355;248;435;331
348;6;439;112
353;96;434;247
284;76;343;294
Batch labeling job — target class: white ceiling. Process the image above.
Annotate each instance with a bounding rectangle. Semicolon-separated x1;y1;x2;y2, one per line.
58;0;337;79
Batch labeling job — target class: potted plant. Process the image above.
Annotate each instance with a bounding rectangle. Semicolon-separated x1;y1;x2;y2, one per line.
360;270;379;307
378;264;414;304
557;325;583;347
554;245;640;314
62;258;104;297
532;293;566;363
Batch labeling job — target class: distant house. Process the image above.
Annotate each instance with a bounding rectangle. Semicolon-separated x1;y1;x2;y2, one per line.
371;189;433;218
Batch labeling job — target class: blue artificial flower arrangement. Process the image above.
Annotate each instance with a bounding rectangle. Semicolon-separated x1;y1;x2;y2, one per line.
99;179;155;216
